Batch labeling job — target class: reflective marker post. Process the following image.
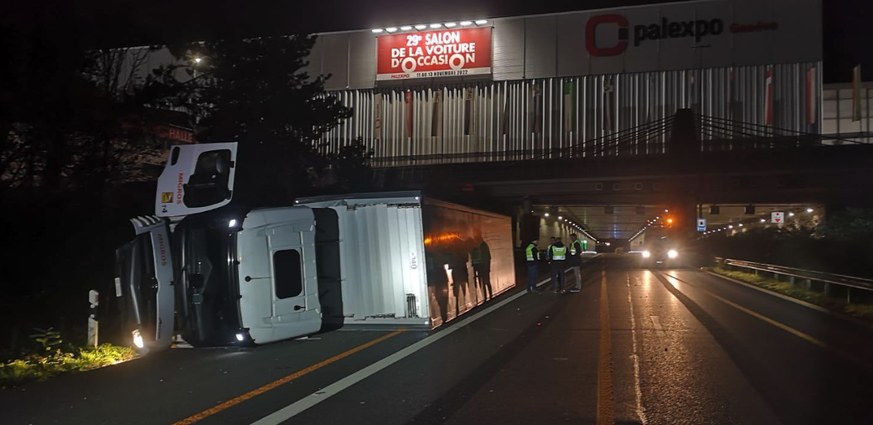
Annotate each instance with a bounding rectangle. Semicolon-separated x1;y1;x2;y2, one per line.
88;290;99;348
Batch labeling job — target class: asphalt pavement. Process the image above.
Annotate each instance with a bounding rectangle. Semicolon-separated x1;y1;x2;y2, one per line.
3;255;873;425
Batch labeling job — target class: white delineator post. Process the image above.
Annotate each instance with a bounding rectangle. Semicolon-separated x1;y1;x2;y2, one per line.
88;290;99;348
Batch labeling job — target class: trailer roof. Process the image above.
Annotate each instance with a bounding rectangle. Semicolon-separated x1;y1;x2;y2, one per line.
295;191;509;220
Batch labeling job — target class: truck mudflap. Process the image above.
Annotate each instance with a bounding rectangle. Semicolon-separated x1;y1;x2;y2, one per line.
116;215;175;354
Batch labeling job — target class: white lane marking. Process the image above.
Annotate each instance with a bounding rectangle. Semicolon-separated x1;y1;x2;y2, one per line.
626;275;648;425
702;270;873;331
649;316;666;339
251;276;554;425
661;272;873;374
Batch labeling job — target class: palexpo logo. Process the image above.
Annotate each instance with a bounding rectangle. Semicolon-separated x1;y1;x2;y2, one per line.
586;14;726;57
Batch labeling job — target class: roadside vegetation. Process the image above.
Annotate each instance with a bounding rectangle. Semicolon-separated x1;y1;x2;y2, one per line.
0;328;135;389
707;266;873;322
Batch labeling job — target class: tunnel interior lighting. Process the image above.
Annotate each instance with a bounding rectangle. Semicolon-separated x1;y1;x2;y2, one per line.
728;225;733;229
371;28;384;33
544;213;550;217
642;250;651;258
558;216;563;220
738;223;744;227
761;218;766;223
806;208;814;213
664;209;669;213
788;212;795;217
668;249;678;259
386;27;398;33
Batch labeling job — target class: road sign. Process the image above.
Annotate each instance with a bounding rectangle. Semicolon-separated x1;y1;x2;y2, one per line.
771;212;785;224
697;218;707;232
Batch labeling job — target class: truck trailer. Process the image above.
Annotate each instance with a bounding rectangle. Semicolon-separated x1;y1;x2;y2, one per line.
113;143;515;351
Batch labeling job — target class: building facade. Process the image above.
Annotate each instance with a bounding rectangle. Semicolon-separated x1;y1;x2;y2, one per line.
305;0;824;165
124;0;860;164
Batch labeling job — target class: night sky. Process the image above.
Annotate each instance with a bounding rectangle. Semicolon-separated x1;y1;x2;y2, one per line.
2;0;869;82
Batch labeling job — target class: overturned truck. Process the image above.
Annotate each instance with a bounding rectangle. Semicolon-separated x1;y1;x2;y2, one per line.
114;143;515;352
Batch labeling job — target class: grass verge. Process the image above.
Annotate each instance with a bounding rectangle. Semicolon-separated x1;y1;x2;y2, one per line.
0;344;136;389
707;266;873;322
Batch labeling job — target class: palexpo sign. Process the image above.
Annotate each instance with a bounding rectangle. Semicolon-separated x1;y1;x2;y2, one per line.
586;14;779;57
376;27;492;81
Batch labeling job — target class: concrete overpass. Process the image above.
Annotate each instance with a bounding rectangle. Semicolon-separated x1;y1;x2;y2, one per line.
374;110;873;242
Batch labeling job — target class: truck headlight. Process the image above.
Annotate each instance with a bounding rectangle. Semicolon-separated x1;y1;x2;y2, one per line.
642;250;651;258
668;249;678;259
132;329;145;349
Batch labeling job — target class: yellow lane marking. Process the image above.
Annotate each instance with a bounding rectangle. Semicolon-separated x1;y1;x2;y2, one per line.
663;273;873;373
596;270;615;425
626;275;648;425
172;330;406;425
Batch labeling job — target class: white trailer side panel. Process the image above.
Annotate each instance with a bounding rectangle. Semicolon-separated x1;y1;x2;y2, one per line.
422;200;515;327
298;192;514;329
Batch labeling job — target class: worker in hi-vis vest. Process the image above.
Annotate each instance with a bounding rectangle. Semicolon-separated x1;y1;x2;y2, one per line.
545;237;556;263
568;233;585;293
525;239;541;293
547;237;568;293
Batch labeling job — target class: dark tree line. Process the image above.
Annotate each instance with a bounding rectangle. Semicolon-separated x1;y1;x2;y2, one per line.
0;5;371;353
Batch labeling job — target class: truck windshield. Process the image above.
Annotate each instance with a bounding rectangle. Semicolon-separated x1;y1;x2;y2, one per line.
177;217;241;346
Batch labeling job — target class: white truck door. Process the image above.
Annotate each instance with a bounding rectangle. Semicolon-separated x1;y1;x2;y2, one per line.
155;142;237;218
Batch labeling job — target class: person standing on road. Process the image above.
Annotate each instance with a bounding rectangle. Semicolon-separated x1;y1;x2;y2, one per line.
546;237;556;263
547;237;567;293
568;234;584;293
525;239;541;293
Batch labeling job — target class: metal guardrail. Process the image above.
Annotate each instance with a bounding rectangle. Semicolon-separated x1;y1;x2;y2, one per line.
715;257;873;302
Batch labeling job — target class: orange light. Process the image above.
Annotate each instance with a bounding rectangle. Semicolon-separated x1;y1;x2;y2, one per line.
423;233;462;246
666;218;674;224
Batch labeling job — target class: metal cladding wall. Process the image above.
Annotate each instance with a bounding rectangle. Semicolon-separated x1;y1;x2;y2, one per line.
310;0;823;165
422;199;514;327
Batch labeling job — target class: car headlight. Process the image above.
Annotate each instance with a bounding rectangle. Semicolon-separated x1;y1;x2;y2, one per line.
642;250;651;258
668;249;678;259
132;329;145;349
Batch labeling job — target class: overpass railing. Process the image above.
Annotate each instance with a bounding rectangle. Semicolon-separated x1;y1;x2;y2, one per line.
695;114;869;152
715;257;873;303
368;111;869;169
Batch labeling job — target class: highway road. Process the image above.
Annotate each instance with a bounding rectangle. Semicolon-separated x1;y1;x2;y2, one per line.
3;255;873;425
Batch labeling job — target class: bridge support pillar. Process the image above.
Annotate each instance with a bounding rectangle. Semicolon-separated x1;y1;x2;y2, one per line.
669;109;700;160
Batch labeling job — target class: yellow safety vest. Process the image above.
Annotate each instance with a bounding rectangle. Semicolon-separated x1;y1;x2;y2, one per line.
552;246;567;261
